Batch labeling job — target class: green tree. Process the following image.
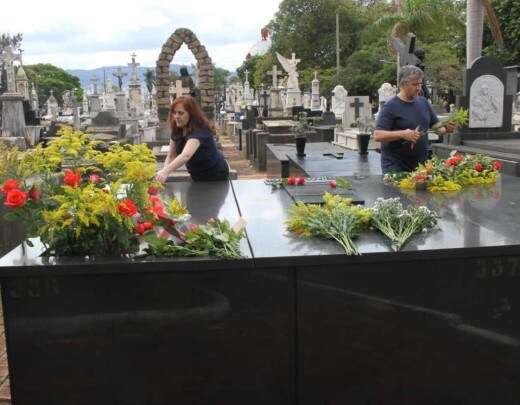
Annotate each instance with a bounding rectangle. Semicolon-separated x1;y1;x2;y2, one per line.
483;0;520;65
236;55;263;84
144;69;155;109
24;64;82;106
268;0;366;70
214;67;230;92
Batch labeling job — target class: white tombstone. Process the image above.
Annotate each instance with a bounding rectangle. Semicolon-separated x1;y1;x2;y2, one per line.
378;82;396;109
344;96;372;129
243;70;255;106
276;52;301;109
331;85;348;117
46;90;59;120
310;71;321;111
469;75;503;128
320;96;327;112
303;91;311;109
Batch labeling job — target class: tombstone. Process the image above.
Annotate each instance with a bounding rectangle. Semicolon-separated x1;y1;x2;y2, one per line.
0;45;26;143
115;92;128;120
344;96;372;129
128;53;144;118
303;91;311;109
243;70;254;106
103;76;116;112
45;90;59;121
320;96;327;112
258;84;269;118
15;65;30;101
310;71;321;111
30;85;39;113
321;110;336;126
87;110;125;138
331;85;348;118
276;53;301;110
61;90;74;115
458;56;518;134
377;82;396;110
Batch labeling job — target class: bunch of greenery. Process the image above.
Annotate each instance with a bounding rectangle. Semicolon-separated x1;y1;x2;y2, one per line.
286;192;372;255
292;112;310;139
371;197;438;251
144;218;244;259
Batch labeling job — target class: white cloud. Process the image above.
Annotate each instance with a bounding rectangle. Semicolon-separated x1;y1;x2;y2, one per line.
1;0;281;71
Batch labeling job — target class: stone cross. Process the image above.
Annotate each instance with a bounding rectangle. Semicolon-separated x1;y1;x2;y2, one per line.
91;75;99;95
173;80;189;98
128;53;140;84
267;65;282;88
244;69;249;83
113;67;127;92
350;97;364;119
391;32;421;68
0;45;21;93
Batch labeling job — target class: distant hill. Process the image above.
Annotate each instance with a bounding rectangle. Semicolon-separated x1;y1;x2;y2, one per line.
67;64;193;92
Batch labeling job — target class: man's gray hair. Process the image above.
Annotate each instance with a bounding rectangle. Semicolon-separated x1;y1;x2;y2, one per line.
398;65;424;86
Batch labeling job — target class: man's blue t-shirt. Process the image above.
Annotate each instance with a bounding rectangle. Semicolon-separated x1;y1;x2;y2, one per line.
375;95;438;173
173;126;229;181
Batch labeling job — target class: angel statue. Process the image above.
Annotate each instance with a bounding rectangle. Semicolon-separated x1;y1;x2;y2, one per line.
276;52;300;92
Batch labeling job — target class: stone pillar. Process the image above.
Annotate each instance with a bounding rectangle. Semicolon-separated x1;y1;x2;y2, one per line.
115;92;128;120
1;92;26;139
88;94;101;118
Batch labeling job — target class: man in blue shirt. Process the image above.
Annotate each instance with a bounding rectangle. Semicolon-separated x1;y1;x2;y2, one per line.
374;65;454;173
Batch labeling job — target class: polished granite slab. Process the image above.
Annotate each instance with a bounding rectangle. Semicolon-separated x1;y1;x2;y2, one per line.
288;149;382;177
231;175;520;265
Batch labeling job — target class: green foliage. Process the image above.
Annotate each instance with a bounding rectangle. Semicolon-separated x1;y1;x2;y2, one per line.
269;0;366;70
483;0;520;65
236;55;263;84
23;64;82;106
423;41;462;96
214;67;231;91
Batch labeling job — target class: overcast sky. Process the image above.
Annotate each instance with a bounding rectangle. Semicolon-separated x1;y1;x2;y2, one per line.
1;0;281;72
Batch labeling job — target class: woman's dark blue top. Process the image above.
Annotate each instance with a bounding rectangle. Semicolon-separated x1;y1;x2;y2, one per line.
375;95;438;174
172;127;229;181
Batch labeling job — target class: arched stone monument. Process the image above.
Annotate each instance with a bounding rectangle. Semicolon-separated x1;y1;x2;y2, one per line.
155;28;215;139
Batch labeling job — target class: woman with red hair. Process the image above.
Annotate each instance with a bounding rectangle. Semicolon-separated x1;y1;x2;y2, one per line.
156;96;229;182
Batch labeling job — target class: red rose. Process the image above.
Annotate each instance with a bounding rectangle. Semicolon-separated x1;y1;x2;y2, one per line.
148;195;166;217
134;223;146;235
117;198;138;217
287;176;297;186
493;161;503;171
64;169;81;188
4;189;28;209
474;163;484;172
143;221;153;230
147;186;160;195
0;179;20;194
297;177;306;186
28;186;41;202
329;179;337;188
89;174;101;183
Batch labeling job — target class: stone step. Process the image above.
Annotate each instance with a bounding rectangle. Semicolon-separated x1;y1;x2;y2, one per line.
432;143;520;176
463;139;520;155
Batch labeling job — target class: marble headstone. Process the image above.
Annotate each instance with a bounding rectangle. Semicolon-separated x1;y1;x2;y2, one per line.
331;85;348;118
458;56;518;134
344;96;371;129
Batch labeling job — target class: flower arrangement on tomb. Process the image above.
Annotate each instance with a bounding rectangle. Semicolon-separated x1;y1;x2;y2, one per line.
286;192;372;255
385;152;503;193
0;128;245;258
370;197;437;251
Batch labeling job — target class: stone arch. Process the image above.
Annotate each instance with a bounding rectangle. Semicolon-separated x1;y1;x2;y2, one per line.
155;28;215;139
